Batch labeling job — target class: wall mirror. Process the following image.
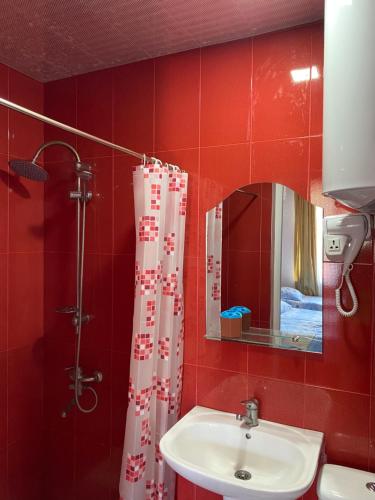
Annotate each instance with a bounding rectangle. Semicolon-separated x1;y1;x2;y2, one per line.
205;183;323;353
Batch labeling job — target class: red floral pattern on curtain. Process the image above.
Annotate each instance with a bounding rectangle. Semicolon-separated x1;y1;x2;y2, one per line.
119;163;188;500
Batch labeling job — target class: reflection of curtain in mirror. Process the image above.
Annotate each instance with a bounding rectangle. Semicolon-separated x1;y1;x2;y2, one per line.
206;203;223;337
293;193;318;296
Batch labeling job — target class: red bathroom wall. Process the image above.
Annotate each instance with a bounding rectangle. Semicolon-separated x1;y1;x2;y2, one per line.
43;20;375;500
0;64;45;499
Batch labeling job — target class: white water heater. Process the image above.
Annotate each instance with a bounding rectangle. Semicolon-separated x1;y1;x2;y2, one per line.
323;0;375;212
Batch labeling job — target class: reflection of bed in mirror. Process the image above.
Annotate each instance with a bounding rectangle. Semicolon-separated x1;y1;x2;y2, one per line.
280;287;322;353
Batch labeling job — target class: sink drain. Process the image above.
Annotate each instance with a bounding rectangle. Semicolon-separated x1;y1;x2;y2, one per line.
366;482;375;492
234;470;251;481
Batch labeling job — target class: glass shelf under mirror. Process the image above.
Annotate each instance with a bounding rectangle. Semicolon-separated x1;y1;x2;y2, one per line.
205;326;320;353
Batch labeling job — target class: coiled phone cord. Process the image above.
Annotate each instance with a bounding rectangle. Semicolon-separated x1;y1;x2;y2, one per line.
335;264;358;317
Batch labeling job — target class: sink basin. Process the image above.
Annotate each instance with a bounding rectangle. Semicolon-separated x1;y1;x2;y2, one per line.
160;406;323;500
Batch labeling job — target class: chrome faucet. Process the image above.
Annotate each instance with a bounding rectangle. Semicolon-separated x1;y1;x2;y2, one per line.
236;399;259;428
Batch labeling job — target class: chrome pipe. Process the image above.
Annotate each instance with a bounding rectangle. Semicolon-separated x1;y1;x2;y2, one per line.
32;140;81;163
0;96;146;161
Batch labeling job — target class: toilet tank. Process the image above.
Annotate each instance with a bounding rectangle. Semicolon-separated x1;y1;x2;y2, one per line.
317;464;375;499
323;0;375;212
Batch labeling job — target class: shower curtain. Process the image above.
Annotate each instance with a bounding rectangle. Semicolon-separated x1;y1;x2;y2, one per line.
119;162;188;500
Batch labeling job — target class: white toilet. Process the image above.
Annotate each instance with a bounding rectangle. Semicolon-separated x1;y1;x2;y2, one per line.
317;464;375;499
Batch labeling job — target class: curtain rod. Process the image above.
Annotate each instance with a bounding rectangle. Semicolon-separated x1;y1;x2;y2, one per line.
0;97;172;168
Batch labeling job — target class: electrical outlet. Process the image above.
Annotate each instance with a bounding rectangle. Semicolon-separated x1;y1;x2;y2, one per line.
328;237;340;252
324;235;348;256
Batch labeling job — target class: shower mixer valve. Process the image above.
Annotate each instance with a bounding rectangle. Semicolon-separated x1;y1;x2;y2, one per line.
61;366;103;418
56;305;94;329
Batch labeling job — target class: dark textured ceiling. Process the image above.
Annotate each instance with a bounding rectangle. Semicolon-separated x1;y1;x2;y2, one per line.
0;0;324;82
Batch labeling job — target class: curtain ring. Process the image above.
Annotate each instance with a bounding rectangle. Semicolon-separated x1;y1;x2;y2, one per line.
151;157;162;166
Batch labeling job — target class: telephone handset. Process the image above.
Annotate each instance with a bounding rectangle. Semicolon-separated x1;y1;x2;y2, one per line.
323;214;372;317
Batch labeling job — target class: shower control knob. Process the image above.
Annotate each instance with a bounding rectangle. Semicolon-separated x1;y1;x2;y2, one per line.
56;305;77;314
94;371;103;383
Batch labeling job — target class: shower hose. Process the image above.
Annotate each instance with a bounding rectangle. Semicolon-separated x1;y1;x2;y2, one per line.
74;189;98;414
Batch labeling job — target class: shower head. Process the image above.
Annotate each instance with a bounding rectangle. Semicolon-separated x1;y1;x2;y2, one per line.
8;140;82;183
9;159;48;182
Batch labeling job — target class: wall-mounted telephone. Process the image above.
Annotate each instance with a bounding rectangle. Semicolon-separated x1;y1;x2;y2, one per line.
323;214;372;317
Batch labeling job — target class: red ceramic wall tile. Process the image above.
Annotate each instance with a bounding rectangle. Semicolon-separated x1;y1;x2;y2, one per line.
77;69;113;158
75;436;111;500
183;258;198;365
0;448;6;500
108;445;123;500
176;475;196;500
200;144;251;214
113;59;155;153
310;23;324;136
0;64;9;157
84;156;113;254
7;346;43;445
7;434;44;500
8;68;43;112
180;364;197;417
306;263;373;394
370;394;375;471
112;254;135;353
0;254;7;352
82;253;113;351
113;155;135;255
8;69;43;159
196;486;221;500
197;366;248;414
248;376;305;427
157;148;199;258
43;427;76;500
197;335;247;374
251;138;309;198
200;39;252;147
304;386;370;469
44;76;78;162
111;350;130;447
44;160;77;252
0;352;6;448
44;252;76;345
0;155;9;254
8;168;44;252
155;50;200;151
247;345;305;383
252;26;311;141
8;252;43;350
371;317;375;470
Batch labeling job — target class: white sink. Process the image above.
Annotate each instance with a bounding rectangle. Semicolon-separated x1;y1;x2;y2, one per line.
160;406;323;500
